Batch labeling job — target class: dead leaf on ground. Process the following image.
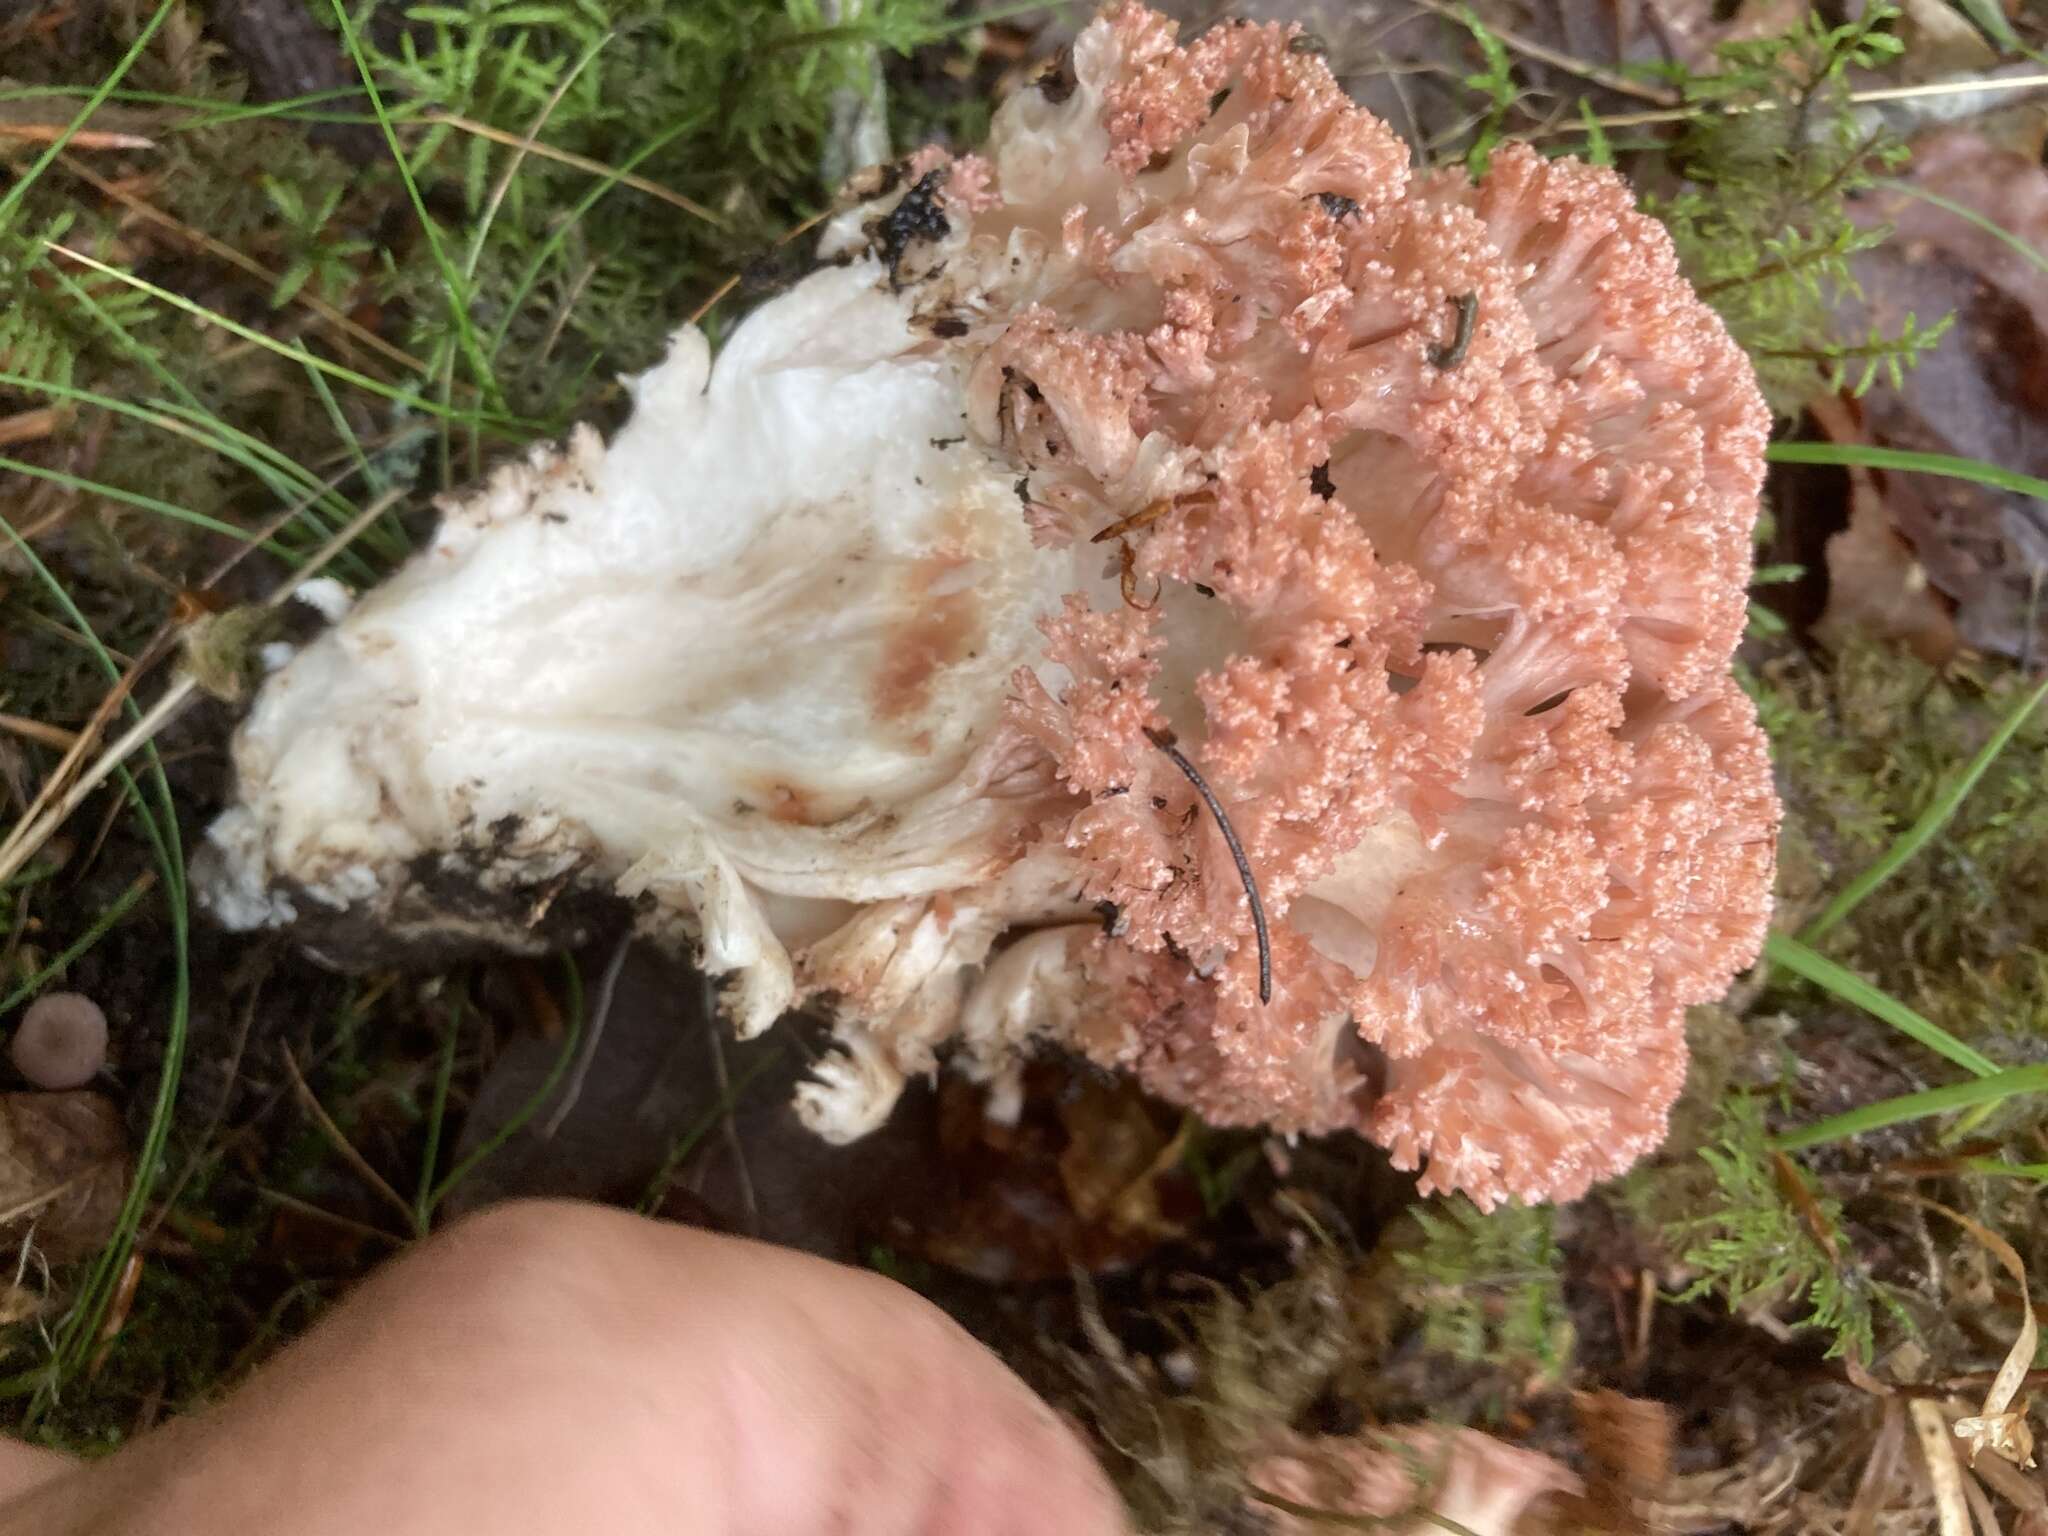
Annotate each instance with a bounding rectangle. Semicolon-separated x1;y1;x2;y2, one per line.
1569;1388;1675;1531
447;944;1198;1280
446;944;956;1265
921;1065;1197;1283
1810;395;1962;661
0;1090;130;1263
1840;130;2048;661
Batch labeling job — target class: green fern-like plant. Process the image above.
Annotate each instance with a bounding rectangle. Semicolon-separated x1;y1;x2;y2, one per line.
1650;1;1950;411
0;212;154;392
1670;1094;1909;1363
1394;1198;1571;1379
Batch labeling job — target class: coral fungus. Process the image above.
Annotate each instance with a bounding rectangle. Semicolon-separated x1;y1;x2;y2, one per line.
202;4;1777;1207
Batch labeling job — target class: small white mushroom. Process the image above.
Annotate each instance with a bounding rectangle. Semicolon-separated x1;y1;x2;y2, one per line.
9;992;109;1090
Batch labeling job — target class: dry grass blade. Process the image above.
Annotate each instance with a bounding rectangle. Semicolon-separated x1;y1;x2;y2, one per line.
420;112;724;225
279;1044;412;1235
0;487;406;886
0;123;154;150
0;408;64;448
1914;1397;1974;1536
0;1170;87;1228
1845;1399;1907;1536
683;206;832;329
1543;70;2048;139
1911;1198;2039;1469
1968;1444;2048;1524
0;713;78;751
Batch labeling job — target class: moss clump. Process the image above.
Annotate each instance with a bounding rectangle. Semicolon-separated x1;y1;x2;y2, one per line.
1389;1199;1570;1385
1065;1250;1368;1534
1749;635;2048;1038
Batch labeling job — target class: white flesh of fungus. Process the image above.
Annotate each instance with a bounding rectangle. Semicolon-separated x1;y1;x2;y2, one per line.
203;26;1218;1141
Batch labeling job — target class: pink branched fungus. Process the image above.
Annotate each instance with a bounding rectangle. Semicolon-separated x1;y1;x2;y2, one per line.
203;4;1777;1209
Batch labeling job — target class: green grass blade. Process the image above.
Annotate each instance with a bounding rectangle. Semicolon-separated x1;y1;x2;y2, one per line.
1802;669;2048;943
483;117;698;369
464;29;611;282
30;265;363;535
0;83;387;130
1962;1159;2048;1181
43;246;533;429
0;455;289;550
301;362;413;567
0;873;153;1016
1766;442;2048;503
1773;1065;2048;1152
0;0;177;230
1877;180;2048;282
0;528;189;1414
637;1046;785;1215
412;985;465;1236
329;0;505;412
1764;933;1999;1079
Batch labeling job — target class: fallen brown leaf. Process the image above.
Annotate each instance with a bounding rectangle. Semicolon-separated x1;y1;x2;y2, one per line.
1572;1387;1674;1531
1812;395;1961;662
0;1090;130;1263
1840;130;2048;660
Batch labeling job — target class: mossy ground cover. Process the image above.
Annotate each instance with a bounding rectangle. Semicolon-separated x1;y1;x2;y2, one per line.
3;1;2047;1527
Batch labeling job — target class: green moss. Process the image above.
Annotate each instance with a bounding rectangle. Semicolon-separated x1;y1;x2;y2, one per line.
1389;1199;1570;1384
1751;637;2048;1032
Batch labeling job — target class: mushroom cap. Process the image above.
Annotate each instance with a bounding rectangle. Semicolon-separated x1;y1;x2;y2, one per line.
10;992;109;1090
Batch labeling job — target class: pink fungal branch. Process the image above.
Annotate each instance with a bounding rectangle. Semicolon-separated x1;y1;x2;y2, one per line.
969;4;1777;1207
203;3;1779;1211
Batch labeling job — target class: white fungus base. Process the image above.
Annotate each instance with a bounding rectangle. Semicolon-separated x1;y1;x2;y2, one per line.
203;260;1107;1128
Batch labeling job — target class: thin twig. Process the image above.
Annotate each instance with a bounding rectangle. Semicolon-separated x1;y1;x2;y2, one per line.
279;1043;414;1234
1144;728;1271;1005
